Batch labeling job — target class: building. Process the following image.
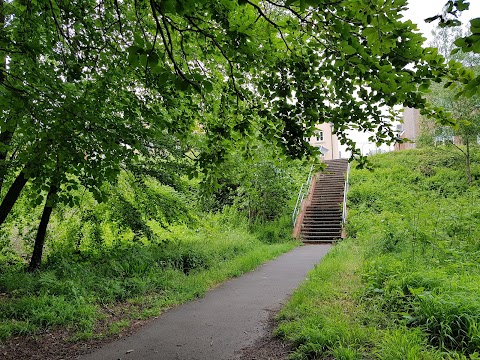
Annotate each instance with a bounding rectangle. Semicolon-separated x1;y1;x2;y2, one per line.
394;107;421;151
395;107;464;150
305;123;341;160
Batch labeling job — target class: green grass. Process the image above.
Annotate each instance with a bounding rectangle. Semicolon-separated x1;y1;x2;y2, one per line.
276;240;381;360
0;214;296;341
0;157;303;343
276;147;480;359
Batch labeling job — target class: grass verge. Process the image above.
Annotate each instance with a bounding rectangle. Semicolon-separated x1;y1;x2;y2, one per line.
0;219;296;341
276;147;480;359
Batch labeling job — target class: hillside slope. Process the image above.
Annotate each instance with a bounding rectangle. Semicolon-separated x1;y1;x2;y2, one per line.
277;147;480;359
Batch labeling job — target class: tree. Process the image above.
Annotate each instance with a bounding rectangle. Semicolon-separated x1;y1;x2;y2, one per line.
422;25;480;184
428;82;479;184
0;0;199;269
0;0;468;269
427;0;480;97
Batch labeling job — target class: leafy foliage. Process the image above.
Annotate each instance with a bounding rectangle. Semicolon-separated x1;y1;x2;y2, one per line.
0;166;298;340
199;142;305;223
427;1;480;97
417;26;480;183
276;148;480;359
1;0;474;267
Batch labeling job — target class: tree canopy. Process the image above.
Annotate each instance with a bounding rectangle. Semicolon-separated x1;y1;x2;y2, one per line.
427;0;480;96
0;0;474;268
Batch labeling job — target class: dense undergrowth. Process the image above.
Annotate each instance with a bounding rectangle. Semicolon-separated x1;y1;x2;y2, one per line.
277;147;480;359
0;159;303;341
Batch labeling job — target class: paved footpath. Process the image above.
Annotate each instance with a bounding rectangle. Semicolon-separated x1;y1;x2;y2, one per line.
79;244;331;360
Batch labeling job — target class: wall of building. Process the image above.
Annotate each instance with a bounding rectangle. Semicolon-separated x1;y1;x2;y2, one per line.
306;123;340;160
395;107;421;151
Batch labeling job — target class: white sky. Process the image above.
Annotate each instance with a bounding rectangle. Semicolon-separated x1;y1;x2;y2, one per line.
342;0;480;157
403;0;480;44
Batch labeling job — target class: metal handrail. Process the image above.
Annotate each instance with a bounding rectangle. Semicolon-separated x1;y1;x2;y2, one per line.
292;164;314;226
342;162;351;225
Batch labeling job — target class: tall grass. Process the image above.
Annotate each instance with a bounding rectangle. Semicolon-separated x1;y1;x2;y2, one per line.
0;213;296;340
277;147;480;359
0;169;299;341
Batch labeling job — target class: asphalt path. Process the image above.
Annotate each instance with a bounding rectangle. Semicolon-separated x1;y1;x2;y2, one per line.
78;244;331;360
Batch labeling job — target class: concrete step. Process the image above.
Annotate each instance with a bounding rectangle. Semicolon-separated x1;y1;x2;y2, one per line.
304;212;342;216
304;214;341;217
302;228;342;232
303;213;341;217
306;207;342;211
298;159;348;244
312;190;343;193
302;234;342;239
311;201;343;205
302;217;341;221
302;221;342;225
308;201;342;204
301;235;341;241
302;239;338;244
302;231;341;235
302;236;341;241
302;225;341;229
305;208;341;211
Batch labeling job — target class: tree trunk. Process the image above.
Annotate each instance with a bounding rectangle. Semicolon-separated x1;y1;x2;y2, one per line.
0;0;10;193
0;131;13;193
28;183;58;272
0;170;28;225
465;137;471;185
0;0;18;194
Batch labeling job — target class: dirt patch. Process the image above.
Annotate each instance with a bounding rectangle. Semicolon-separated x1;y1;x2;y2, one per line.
238;310;293;360
0;307;294;360
0;302;155;360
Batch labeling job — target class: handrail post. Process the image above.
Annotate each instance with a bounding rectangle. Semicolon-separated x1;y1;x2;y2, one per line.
292;164;318;240
292;164;314;227
341;162;350;235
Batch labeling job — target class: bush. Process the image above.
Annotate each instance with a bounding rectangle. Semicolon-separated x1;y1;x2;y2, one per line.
277;147;480;358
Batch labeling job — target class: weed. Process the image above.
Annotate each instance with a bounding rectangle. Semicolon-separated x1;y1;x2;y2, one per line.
278;147;480;358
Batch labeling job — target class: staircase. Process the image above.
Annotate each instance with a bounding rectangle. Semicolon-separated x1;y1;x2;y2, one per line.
300;159;349;243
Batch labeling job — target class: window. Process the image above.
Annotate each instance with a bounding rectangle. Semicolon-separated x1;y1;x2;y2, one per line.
316;131;324;142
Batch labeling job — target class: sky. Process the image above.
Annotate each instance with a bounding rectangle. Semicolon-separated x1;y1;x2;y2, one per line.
342;0;480;157
402;0;480;44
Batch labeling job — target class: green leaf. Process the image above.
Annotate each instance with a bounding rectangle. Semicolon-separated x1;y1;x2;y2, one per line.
470;18;480;29
127;52;139;67
133;32;145;48
148;52;159;68
35;196;43;206
473;41;480;54
139;54;148;67
418;83;430;92
424;15;440;23
300;0;305;12
175;78;190;91
343;45;356;55
203;80;213;92
455;0;469;11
